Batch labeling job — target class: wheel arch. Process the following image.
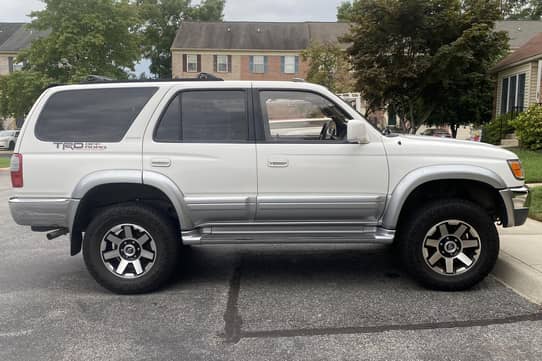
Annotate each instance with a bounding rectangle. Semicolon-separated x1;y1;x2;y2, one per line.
382;165;507;230
69;170;191;256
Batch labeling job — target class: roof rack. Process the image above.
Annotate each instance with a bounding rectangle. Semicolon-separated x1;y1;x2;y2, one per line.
79;72;224;84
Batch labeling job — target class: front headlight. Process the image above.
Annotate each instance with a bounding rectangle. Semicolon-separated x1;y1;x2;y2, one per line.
507;159;525;180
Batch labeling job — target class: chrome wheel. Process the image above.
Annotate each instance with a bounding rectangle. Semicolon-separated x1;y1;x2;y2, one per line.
100;224;157;279
422;220;481;276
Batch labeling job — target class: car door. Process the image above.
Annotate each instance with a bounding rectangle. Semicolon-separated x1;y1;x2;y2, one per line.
254;87;388;223
143;84;257;228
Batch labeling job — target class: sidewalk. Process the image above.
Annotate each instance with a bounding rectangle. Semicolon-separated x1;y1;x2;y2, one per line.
494;219;542;304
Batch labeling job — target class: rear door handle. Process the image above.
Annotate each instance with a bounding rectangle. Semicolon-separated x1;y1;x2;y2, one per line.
151;158;171;167
268;159;289;168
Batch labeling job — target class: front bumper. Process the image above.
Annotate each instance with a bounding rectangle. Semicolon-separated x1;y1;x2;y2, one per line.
8;197;79;230
499;186;529;227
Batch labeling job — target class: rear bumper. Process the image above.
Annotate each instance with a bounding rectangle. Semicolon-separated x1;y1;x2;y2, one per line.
8;197;79;230
499;186;529;227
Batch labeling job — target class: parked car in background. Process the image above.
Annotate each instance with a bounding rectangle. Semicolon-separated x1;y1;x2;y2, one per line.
0;130;20;150
422;128;452;138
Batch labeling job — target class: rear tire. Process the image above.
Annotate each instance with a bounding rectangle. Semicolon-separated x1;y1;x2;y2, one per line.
398;199;499;291
83;203;180;294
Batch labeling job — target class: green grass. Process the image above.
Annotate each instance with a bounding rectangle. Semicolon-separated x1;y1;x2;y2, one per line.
0;158;9;168
528;187;542;222
509;148;542;183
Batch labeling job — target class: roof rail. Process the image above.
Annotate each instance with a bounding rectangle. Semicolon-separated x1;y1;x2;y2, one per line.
79;72;224;84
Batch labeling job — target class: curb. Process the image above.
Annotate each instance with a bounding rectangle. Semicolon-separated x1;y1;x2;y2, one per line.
493;251;542;304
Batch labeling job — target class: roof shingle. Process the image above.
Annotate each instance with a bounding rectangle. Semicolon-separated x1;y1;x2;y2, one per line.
492;32;542;72
0;23;25;49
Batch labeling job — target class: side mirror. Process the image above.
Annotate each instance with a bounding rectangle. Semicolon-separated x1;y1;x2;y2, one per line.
347;119;370;144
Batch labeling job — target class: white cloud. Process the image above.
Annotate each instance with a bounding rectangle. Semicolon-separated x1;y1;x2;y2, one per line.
0;0;45;22
224;0;344;22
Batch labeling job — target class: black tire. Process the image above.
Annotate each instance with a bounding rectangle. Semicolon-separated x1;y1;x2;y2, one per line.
8;141;15;151
83;203;180;294
398;199;499;291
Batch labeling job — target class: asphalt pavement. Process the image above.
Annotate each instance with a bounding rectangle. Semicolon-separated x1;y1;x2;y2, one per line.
1;171;541;361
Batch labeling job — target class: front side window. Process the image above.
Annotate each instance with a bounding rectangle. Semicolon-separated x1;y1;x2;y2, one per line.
187;54;198;73
35;87;157;142
154;90;249;142
252;55;265;73
259;90;351;142
217;55;229;73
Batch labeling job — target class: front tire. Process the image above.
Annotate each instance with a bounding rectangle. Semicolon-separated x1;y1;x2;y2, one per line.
398;199;499;291
8;141;15;151
83;203;180;294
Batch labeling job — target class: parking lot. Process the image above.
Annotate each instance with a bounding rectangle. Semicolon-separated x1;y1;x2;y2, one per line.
1;171;542;360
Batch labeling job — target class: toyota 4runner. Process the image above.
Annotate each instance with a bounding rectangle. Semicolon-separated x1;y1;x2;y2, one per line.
8;76;529;294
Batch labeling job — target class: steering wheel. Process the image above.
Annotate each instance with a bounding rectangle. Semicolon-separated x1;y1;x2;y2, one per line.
320;120;338;140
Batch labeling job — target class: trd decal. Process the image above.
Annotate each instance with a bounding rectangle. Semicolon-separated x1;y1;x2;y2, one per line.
53;142;107;151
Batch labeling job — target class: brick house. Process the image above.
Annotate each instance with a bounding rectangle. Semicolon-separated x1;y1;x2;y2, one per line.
170;21;349;81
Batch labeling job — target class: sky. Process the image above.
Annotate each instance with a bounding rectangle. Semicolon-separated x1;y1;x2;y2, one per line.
0;0;345;74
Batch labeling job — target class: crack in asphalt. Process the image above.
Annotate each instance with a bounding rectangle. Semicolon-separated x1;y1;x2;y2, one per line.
221;257;542;344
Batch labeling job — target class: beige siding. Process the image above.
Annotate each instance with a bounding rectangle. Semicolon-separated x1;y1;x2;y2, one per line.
0;55;11;75
529;61;539;106
495;62;532;116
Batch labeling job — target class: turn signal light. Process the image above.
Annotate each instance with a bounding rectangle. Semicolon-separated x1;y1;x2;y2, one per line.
507;160;525;180
10;153;23;188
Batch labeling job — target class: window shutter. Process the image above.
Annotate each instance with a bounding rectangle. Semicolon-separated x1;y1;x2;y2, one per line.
213;55;217;72
8;57;13;73
294;56;299;73
228;55;232;72
197;55;201;72
249;56;254;73
182;54;187;72
264;56;268;73
500;78;508;115
280;56;285;73
518;73;526;110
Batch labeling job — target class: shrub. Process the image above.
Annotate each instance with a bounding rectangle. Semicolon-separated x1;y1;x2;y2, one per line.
481;114;514;145
510;105;542;151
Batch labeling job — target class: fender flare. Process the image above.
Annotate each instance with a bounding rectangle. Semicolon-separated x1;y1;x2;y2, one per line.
69;169;192;255
381;164;507;230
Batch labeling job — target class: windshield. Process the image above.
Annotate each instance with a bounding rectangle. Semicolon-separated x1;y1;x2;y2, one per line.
336;95;388;134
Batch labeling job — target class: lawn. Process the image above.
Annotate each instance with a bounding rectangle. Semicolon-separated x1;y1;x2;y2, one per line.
510;148;542;183
0;158;9;168
528;187;542;222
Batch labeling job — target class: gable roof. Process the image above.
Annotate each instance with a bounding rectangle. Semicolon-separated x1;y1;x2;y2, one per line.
171;21;350;51
0;25;49;53
0;23;25;48
495;20;542;50
492;32;542;72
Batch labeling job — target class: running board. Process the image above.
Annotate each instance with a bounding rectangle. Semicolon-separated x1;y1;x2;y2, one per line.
181;227;395;245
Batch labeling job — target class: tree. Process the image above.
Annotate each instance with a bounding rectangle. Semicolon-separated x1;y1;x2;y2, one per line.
345;0;508;135
138;0;225;79
301;42;355;93
0;71;53;119
18;0;142;83
337;1;354;22
500;0;542;20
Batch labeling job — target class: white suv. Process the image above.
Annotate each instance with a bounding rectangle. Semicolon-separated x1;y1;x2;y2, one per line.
0;130;19;150
8;77;529;294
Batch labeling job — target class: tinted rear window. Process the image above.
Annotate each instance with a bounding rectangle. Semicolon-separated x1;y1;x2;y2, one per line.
35;87;157;142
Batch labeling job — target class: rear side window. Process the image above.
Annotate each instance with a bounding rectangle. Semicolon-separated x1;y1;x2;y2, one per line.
154;90;249;142
35;87;158;142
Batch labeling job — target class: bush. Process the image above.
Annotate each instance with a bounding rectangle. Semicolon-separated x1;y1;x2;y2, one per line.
510;105;542;151
481;114;514;145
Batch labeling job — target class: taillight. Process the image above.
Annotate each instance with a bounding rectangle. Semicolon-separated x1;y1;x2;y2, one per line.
10;153;23;188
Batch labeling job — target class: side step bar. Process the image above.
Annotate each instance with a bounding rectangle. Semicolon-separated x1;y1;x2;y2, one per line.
182;227;395;245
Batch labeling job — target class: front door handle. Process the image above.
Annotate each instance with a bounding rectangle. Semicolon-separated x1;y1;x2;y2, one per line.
268;159;289;168
151;158;171;168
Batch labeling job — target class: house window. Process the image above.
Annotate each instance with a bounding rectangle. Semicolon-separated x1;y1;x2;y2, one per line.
217;55;229;73
251;55;266;73
186;54;198;73
282;56;298;74
500;73;526;114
